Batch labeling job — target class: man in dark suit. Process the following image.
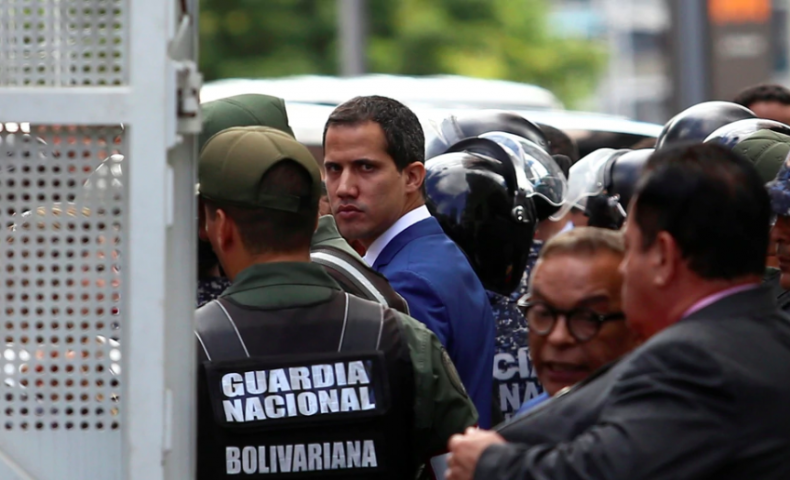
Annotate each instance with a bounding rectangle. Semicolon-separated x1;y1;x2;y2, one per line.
323;95;496;428
445;143;790;479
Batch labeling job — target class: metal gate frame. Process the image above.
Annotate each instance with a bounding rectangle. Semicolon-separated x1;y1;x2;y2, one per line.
0;0;200;477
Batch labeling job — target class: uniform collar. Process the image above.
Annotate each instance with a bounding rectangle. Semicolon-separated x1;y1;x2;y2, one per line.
222;261;340;297
312;215;343;246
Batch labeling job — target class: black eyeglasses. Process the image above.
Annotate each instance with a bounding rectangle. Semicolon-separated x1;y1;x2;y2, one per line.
520;301;625;343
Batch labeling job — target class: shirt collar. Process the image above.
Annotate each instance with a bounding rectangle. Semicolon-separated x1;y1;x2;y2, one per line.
681;283;760;319
363;205;431;266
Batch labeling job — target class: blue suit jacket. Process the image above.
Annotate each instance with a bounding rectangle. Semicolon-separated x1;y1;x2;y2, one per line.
372;217;495;428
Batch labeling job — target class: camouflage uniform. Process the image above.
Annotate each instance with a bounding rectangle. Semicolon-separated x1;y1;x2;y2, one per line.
484;239;545;420
197;277;232;308
510;239;544;303
488;290;543;421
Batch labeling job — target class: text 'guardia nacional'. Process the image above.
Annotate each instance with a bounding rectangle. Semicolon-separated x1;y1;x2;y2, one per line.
221;360;376;422
226;441;378;474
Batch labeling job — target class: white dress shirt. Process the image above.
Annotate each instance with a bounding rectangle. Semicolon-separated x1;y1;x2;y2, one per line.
363;205;431;266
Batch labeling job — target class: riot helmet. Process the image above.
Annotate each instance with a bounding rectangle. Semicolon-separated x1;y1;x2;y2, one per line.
424;110;549;160
424;140;538;295
585;149;653;229
704;118;790;150
657;101;756;150
446;131;568;220
551;148;619;220
552;148;652;230
704;120;790;184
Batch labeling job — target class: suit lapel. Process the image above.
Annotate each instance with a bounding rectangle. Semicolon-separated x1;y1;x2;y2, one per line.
494;360;620;434
372;217;441;270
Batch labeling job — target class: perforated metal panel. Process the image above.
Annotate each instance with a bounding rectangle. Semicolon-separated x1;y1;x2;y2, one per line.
0;0;127;86
0;125;125;479
0;0;199;478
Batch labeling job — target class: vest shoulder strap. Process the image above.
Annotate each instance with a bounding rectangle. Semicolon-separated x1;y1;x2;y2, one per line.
197;293;386;359
340;294;385;352
311;246;389;306
195;299;249;362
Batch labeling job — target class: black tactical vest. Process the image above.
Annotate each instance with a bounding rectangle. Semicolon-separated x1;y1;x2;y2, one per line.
195;291;416;480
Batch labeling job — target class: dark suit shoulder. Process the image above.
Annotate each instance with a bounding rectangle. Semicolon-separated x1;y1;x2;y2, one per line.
646;302;790;376
608;332;734;410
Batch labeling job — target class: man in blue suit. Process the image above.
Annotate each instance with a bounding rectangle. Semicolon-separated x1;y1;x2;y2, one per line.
323;95;496;428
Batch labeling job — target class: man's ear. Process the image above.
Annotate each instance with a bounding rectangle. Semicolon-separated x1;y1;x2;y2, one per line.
651;231;680;287
198;197;209;241
213;208;235;253
403;161;426;194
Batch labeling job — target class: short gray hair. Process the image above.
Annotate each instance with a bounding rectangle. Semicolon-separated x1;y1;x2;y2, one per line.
539;227;625;261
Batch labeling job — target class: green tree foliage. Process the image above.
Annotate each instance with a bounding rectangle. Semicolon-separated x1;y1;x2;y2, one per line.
199;0;607;106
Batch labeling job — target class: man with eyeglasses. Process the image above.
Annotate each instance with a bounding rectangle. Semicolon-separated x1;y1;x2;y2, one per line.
514;227;637;415
445;143;790;480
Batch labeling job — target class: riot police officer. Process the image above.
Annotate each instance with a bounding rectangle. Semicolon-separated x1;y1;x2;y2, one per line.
425;113;572;306
425;136;547;422
197;93;294;306
195;126;476;480
554;148;652;231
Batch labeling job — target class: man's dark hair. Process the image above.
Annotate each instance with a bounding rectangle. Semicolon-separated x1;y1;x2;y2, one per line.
537;123;580;164
204;161;318;255
323;95;425;171
633;143;770;280
733;84;790;108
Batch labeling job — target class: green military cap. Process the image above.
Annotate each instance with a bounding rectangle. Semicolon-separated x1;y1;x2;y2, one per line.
199;94;294;151
199;126;321;213
733;130;790;184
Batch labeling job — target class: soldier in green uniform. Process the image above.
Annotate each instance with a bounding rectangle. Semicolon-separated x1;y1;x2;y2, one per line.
197;93;294;306
195;125;476;480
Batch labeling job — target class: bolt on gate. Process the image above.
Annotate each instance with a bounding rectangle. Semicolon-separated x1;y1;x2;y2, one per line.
0;0;201;479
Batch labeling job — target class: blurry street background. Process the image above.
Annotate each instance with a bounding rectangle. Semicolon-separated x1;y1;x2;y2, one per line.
197;0;783;124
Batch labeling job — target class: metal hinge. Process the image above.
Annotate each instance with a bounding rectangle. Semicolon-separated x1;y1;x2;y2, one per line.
168;14;202;139
174;59;202;134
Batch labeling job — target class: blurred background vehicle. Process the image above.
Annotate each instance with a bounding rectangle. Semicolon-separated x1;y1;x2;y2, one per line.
200;76;661;161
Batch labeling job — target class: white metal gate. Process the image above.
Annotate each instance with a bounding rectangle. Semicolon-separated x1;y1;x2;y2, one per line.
0;0;200;479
